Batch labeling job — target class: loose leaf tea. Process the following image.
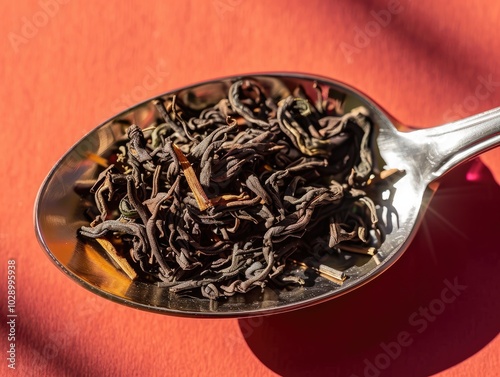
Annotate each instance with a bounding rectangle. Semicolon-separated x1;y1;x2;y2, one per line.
79;78;394;300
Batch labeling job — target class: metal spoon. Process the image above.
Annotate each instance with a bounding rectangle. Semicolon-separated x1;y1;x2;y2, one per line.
34;73;500;317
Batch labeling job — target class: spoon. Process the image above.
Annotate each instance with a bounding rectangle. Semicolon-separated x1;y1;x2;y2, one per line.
34;73;500;317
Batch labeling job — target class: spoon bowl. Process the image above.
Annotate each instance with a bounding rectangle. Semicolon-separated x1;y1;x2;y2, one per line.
34;73;500;317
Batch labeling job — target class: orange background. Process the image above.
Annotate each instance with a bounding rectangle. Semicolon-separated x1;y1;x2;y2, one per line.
1;1;499;376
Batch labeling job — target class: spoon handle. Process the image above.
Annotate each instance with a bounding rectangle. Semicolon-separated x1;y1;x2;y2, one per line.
408;107;500;182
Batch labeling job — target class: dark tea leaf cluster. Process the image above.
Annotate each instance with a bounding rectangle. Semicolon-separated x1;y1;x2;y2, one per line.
79;78;384;300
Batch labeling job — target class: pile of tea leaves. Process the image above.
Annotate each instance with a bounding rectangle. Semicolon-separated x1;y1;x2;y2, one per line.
79;78;385;300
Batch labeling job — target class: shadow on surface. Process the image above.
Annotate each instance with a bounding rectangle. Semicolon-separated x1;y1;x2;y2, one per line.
16;308;113;377
240;159;500;377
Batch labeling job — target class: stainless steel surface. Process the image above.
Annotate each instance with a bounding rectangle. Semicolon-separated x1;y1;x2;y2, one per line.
34;73;500;317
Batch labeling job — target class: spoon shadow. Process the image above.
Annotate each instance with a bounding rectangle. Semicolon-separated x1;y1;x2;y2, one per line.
239;159;499;377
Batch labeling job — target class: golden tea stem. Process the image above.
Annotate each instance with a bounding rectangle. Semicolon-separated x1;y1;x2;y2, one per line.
96;238;137;280
172;143;213;211
86;152;109;168
290;258;346;285
338;244;377;256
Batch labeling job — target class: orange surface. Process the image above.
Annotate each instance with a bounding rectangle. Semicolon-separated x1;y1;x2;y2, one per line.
1;1;499;376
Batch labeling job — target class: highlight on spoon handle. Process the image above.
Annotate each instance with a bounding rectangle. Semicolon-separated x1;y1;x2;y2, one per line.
408;107;500;182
